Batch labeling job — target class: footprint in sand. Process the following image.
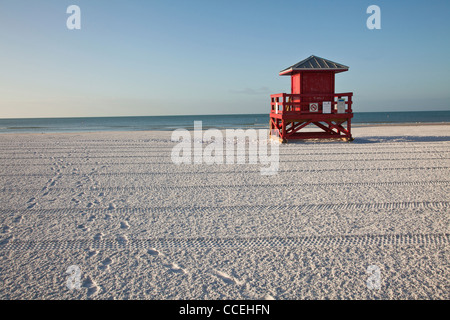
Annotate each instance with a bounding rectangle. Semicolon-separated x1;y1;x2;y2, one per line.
1;225;12;234
77;224;90;232
147;248;160;256
27;202;37;209
93;233;103;241
0;235;13;245
213;270;244;286
13;215;23;224
27;197;37;209
164;262;187;274
82;276;100;297
116;235;128;246
98;257;113;271
87;250;98;258
120;221;130;229
145;248;188;274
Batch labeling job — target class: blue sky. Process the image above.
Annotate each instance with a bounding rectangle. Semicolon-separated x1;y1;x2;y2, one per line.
0;0;449;118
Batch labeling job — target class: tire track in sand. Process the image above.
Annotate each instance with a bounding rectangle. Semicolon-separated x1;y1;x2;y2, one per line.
1;179;448;193
2;233;448;251
0;200;447;216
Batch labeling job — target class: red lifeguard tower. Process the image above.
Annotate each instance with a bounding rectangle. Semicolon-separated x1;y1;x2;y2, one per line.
270;55;353;142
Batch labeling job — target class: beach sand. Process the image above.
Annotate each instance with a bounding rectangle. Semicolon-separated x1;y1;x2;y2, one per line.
0;124;449;299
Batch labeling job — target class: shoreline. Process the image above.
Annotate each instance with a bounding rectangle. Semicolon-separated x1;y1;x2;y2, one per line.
0;122;449;136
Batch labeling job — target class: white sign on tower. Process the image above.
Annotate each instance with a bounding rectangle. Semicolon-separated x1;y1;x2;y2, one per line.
323;101;331;114
309;103;319;112
337;99;346;113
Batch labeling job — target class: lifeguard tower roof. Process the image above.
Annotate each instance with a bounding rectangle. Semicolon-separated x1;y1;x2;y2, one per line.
279;55;349;76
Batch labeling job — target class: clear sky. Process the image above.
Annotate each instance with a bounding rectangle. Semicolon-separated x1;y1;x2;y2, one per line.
0;0;449;118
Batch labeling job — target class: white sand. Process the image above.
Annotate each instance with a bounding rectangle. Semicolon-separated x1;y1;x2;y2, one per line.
0;124;449;299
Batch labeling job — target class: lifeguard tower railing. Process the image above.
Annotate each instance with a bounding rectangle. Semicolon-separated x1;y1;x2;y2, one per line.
269;92;353;141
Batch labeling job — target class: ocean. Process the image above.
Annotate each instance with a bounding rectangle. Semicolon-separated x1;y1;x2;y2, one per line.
0;111;449;134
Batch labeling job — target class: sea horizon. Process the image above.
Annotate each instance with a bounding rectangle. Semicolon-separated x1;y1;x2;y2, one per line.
0;110;449;134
